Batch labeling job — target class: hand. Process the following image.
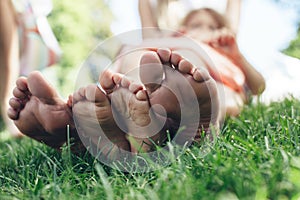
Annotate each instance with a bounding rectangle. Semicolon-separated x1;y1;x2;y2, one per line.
207;28;241;60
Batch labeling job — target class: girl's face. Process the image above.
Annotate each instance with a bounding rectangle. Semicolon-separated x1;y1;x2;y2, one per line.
183;11;219;41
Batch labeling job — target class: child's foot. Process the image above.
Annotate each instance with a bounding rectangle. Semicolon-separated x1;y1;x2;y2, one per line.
7;71;75;149
139;48;220;144
72;70;130;159
111;74;168;153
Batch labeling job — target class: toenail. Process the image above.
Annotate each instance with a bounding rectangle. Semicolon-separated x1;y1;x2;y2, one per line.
96;82;106;94
191;67;197;75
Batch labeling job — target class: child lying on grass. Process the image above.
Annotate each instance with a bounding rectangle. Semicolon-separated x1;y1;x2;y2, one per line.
7;8;265;159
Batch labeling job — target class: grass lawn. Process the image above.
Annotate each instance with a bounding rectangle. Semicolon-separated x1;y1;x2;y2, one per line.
0;97;299;200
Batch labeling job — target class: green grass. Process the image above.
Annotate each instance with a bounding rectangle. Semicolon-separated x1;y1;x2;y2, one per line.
0;97;300;200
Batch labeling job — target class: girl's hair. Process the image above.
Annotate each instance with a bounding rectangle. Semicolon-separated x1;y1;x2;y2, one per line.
181;8;229;29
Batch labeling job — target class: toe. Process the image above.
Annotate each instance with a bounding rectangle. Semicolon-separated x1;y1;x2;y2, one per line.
16;77;29;93
27;71;58;102
9;98;22;110
73;87;86;103
120;76;131;88
67;95;73;107
112;73;124;85
140;51;164;93
193;68;210;82
13;87;28;99
170;52;182;68
129;83;143;94
157;48;171;63
178;59;194;74
7;108;19;120
99;70;117;94
136;90;148;101
85;84;109;106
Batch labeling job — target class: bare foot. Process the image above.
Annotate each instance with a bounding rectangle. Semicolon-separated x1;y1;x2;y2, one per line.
111;74;167;153
139;48;220;145
72;70;130;160
7;71;76;149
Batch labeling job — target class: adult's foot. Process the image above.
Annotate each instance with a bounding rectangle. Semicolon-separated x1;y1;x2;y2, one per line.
139;48;220;144
7;71;76;149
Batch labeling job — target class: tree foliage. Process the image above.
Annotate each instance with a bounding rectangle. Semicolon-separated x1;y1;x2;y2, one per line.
48;0;113;69
273;0;300;59
46;0;113;93
283;24;300;59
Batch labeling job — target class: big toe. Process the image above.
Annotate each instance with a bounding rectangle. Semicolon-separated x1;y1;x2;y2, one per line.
87;84;110;107
27;71;59;103
140;51;164;94
74;84;110;107
99;70;119;94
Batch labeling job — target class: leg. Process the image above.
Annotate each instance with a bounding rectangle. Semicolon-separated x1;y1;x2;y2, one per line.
0;0;21;136
219;84;244;117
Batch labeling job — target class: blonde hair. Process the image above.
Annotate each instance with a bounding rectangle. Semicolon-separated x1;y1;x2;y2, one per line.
181;8;228;29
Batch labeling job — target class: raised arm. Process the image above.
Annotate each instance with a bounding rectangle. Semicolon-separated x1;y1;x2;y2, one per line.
208;28;265;95
138;0;161;38
225;0;241;35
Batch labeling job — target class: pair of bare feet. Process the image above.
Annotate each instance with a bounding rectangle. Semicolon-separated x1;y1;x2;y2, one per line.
7;48;219;158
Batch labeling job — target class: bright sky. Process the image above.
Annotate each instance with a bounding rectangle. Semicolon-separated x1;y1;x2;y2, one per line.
107;0;300;101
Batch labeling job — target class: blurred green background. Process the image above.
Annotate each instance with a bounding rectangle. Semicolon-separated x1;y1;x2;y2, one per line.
44;0;113;96
284;25;300;59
